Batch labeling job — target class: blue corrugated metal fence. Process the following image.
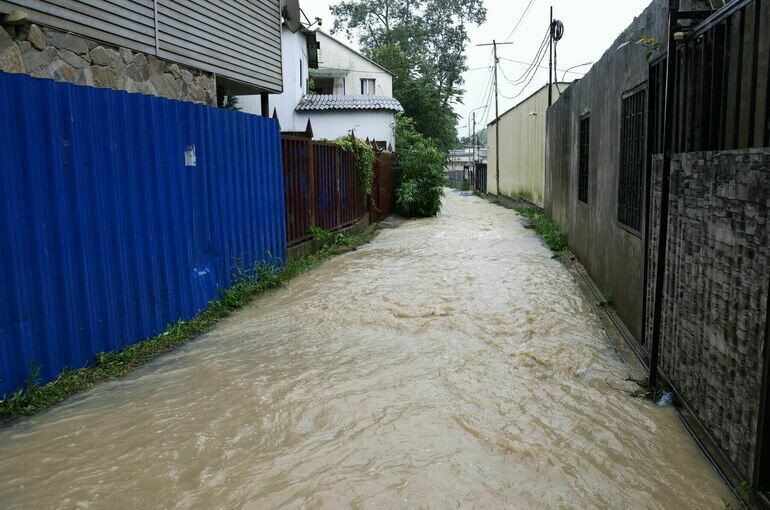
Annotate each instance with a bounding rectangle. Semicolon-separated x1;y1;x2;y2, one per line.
0;72;286;396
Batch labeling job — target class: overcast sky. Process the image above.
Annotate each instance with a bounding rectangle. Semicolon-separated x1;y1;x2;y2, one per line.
301;0;652;137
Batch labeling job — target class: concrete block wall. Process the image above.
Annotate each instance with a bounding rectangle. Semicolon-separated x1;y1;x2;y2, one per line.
0;22;216;105
646;149;770;479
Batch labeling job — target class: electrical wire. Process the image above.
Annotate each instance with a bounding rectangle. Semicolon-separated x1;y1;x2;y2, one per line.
499;43;549;101
464;59;494;132
472;55;495;113
477;74;496;126
504;0;537;42
477;75;496;127
500;57;588;77
499;29;549;87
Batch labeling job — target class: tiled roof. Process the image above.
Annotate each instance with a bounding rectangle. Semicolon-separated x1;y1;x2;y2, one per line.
296;94;404;112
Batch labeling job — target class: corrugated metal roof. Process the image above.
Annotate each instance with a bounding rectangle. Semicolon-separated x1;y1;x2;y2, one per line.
296;94;404;112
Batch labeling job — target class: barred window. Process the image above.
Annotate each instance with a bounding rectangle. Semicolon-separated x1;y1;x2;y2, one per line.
578;116;590;203
618;87;646;232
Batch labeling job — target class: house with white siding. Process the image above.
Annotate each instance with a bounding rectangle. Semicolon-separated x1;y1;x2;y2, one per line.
240;27;402;149
0;0;283;106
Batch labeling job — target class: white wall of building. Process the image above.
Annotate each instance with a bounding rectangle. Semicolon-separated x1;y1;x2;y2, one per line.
238;28;398;146
304;110;396;149
314;31;393;96
238;26;308;132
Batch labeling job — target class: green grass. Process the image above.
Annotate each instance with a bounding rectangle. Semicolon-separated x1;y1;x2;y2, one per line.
505;203;567;253
0;225;378;421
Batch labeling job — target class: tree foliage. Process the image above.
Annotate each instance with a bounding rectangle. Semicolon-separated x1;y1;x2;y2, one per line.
393;114;446;217
330;0;486;150
459;127;487;147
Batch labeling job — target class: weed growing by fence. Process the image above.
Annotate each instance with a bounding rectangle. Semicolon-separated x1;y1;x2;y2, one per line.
333;136;376;197
394;114;446;217
491;198;567;253
512;205;567;252
0;226;379;421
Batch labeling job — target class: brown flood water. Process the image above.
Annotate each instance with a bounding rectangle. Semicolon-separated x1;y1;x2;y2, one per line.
0;191;732;509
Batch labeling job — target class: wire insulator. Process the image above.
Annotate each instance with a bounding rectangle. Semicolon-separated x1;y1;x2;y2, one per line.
550;20;564;42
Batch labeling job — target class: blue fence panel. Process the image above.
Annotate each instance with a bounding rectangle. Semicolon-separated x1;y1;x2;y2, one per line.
0;72;286;396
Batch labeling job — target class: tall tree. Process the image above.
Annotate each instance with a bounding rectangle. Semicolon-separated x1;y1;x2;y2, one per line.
330;0;486;150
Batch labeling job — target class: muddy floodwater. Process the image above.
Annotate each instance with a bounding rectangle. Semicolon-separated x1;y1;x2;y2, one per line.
0;192;732;509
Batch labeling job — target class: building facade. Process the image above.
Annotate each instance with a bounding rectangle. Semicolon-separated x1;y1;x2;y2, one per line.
310;31;393;97
0;0;283;106
487;83;568;208
546;0;770;499
240;26;401;148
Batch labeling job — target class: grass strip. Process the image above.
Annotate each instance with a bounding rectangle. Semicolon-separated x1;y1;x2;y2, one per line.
512;205;568;252
0;226;378;421
488;197;567;253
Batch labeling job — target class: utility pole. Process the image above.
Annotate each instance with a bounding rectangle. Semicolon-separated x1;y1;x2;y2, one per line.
492;40;500;196
467;121;472;170
478;40;512;196
548;6;553;106
471;112;476;166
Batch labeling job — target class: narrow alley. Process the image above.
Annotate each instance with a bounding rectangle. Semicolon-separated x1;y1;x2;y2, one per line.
0;192;732;509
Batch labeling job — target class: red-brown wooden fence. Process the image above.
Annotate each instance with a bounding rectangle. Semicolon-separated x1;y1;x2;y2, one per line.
282;135;393;246
370;152;395;222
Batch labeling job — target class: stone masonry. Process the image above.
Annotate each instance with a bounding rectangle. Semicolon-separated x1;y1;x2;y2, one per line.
646;150;770;479
0;22;216;106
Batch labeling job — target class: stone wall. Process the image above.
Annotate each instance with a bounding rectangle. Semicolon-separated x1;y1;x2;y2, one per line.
646;149;770;479
0;22;216;106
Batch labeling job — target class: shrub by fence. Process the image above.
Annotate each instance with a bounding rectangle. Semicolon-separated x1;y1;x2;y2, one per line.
0;72;286;396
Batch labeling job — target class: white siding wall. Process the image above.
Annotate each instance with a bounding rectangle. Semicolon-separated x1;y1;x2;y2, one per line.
304;110;396;149
239;26;308;132
314;32;393;96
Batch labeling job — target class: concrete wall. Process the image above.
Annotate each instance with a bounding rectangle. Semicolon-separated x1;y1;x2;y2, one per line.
312;31;393;97
646;149;770;480
545;0;674;340
488;84;568;207
0;22;215;105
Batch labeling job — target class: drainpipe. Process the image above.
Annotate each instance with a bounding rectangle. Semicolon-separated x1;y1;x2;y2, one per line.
648;0;680;392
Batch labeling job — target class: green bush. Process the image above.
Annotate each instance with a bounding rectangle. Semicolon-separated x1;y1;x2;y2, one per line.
394;114;447;217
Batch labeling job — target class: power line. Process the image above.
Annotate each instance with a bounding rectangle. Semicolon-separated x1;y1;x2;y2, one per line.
471;55;495;114
500;57;588;77
505;0;537;42
499;44;550;101
500;29;549;87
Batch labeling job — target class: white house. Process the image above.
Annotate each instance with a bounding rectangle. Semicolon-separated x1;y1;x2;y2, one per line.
309;31;393;97
240;27;402;149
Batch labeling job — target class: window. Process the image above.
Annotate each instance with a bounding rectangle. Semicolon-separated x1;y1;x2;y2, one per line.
361;78;375;95
578;115;590;204
299;60;303;89
618;87;646;232
311;77;334;95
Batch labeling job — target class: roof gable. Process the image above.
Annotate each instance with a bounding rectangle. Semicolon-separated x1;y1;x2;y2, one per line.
316;31;394;76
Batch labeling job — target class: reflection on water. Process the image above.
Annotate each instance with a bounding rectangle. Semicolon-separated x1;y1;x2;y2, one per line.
0;192;730;509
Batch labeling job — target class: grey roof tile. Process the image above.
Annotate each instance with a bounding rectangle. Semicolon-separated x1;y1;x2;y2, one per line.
296;94;404;112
